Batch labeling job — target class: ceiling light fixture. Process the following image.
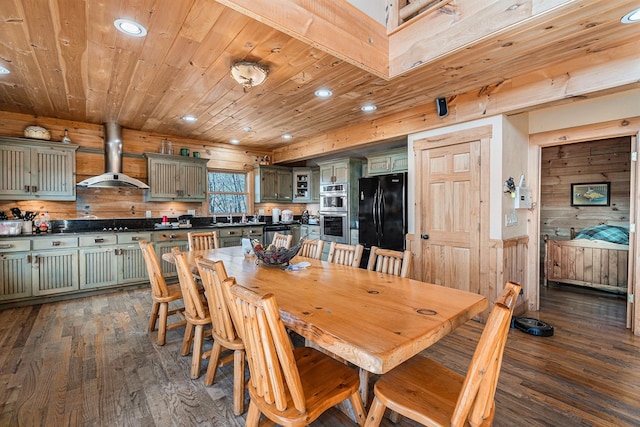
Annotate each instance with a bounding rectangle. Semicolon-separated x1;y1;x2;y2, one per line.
361;104;377;112
314;88;333;98
230;61;269;89
621;7;640;23
0;65;9;74
243;126;252;132
281;134;293;140
181;115;197;122
114;18;147;37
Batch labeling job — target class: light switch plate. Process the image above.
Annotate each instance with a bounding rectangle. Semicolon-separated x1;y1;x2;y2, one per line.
145;210;152;218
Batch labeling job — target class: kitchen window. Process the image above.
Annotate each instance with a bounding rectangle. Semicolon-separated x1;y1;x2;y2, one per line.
207;170;248;214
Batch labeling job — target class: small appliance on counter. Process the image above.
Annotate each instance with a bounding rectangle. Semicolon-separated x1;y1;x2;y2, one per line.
281;210;293;223
178;214;193;228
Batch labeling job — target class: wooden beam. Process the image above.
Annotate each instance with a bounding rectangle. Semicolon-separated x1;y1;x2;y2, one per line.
388;0;578;77
272;40;640;163
215;0;389;79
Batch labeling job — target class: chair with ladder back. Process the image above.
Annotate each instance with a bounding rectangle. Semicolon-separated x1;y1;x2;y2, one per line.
364;281;521;427
139;240;186;346
224;278;366;427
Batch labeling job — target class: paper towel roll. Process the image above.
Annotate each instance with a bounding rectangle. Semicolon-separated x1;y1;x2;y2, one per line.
272;208;281;223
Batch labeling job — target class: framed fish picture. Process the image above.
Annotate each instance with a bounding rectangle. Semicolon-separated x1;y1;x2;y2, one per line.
571;182;610;206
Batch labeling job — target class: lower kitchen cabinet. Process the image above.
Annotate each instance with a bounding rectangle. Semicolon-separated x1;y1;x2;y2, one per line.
0;239;32;301
118;232;152;284
153;230;189;277
219;227;244;248
79;234;119;289
79;232;151;289
32;236;79;296
301;224;320;240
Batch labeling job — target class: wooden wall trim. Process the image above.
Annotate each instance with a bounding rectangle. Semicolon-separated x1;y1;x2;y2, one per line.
273;41;639;163
530;116;640;146
413;126;493;150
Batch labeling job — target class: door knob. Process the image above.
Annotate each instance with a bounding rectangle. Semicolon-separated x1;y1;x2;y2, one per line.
421;234;429;240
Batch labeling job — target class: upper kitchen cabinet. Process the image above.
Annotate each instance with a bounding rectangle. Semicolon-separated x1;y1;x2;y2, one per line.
255;166;292;202
0;137;79;201
292;167;319;203
366;148;408;176
144;153;208;202
318;158;362;185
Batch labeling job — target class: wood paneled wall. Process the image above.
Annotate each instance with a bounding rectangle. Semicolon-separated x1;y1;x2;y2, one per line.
540;137;631;240
0;112;269;220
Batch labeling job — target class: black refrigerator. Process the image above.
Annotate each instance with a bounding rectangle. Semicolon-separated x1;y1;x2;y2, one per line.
358;172;407;266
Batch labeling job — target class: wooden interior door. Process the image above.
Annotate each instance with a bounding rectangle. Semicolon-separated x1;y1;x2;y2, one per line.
416;140;481;293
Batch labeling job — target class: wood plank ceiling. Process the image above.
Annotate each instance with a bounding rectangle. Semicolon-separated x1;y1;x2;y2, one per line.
0;0;638;155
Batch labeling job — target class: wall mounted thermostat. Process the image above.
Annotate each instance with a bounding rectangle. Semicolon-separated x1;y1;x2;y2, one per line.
514;186;532;209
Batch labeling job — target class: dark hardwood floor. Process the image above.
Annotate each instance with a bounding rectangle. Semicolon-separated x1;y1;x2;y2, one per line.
1;283;639;426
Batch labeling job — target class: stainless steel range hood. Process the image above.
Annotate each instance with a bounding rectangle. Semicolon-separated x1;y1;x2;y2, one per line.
77;122;149;189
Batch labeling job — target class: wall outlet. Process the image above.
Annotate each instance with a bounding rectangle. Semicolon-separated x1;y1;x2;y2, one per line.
187;209;196;216
258;209;265;215
145;210;152;218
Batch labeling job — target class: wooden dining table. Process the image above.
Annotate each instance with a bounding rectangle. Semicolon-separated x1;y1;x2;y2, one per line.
163;246;488;402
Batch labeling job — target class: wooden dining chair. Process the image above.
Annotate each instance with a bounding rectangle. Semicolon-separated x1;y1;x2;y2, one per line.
223;279;366;427
194;257;246;415
172;247;212;380
188;230;220;251
327;241;364;267
271;232;293;249
364;281;521;427
139;240;186;346
366;246;413;278
298;238;325;260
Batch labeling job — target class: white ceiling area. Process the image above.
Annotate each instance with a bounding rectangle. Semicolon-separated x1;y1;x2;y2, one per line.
347;0;387;25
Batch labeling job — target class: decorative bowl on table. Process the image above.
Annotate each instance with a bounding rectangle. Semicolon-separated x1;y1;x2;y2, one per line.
251;239;302;266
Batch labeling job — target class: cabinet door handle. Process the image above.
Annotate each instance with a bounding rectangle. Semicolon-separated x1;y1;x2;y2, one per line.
32;186;37;193
27;255;32;263
24;185;30;193
114;248;124;255
95;238;105;243
32;255;39;265
169;234;177;239
52;241;61;246
131;236;141;241
0;244;12;249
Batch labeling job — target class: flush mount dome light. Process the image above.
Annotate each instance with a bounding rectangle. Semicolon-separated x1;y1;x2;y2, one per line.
361;104;377;112
230;61;269;88
114;19;147;37
621;7;640;23
314;88;333;98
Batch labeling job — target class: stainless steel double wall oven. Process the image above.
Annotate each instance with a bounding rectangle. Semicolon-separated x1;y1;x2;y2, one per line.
319;183;349;244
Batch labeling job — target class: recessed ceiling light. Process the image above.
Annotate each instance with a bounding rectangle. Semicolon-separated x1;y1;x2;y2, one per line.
181;115;197;122
361;104;377;112
621;7;640;23
230;138;240;144
114;19;147;37
243;126;252;132
0;65;9;74
281;134;293;140
314;89;333;98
